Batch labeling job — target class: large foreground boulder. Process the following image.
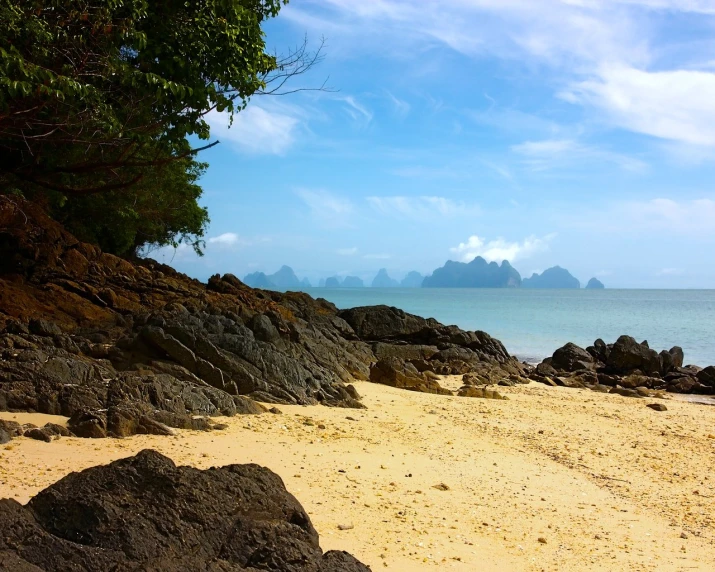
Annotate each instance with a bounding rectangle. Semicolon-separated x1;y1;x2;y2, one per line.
0;450;370;571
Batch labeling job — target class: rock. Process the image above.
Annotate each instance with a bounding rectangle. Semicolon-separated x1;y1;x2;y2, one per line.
647;403;668;411
0;419;23;438
0;450;369;571
696;366;715;387
609;387;643;398
337;523;355;531
67;410;107;438
606;335;662;376
432;483;450;491
24;428;54;443
538;537;548;544
457;386;507;400
660;347;684;375
0;427;12;444
550;343;594;372
28;319;62;337
370;358;452;395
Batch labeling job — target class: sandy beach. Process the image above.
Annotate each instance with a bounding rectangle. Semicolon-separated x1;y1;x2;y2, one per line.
2;379;714;571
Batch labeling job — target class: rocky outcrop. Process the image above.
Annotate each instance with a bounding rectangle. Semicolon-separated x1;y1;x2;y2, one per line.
522;266;580;289
532;336;712;395
422;257;521;288
585;277;605;289
0;449;369;571
0;198;529;436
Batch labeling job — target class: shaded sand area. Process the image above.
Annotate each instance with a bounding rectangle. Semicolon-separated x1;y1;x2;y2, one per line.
2;379;714;571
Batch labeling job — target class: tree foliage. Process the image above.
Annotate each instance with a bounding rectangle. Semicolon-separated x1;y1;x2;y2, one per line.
0;0;297;256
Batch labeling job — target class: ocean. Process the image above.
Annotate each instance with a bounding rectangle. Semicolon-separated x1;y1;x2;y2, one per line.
301;288;715;367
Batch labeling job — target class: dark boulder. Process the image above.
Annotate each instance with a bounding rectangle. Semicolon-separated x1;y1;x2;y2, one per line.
696;366;715;388
550;343;594;372
0;450;369;571
586;338;610;363
660;347;684;375
606;335;662;376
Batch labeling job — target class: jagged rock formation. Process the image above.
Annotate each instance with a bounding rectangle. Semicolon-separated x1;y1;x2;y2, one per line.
400;271;424;288
371;269;399;288
324;276;341;288
586;277;605;289
531;335;714;395
522;266;580;289
268;265;302;290
0;198;529;439
0;449;369;571
422;257;521;288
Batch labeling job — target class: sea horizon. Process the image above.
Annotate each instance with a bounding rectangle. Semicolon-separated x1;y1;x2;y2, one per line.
298;287;715;367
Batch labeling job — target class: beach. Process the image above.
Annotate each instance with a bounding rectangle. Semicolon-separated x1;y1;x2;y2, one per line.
2;379;714;571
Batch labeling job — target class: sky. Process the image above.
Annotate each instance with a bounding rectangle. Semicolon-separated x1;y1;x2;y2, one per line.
154;0;715;288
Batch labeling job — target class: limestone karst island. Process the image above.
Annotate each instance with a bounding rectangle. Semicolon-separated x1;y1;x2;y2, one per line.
1;2;714;571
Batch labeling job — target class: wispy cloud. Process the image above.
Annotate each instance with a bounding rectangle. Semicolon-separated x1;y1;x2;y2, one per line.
571;197;715;236
340;96;373;124
561;65;715;147
657;267;684;276
512;138;648;172
295;188;354;228
205;105;300;155
450;234;555;263
363;253;391;260
385;90;411;117
337;247;358;255
367;195;480;218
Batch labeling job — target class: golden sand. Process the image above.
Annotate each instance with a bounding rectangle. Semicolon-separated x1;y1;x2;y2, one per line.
2;379;714;571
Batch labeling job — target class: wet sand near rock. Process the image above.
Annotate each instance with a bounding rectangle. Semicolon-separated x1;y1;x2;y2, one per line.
2;379;714;571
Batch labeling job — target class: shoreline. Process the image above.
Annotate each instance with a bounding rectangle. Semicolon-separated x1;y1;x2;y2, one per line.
3;378;714;571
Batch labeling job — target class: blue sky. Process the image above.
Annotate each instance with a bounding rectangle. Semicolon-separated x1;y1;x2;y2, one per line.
156;0;715;288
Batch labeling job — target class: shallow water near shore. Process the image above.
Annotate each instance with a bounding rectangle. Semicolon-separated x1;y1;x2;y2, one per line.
302;288;715;366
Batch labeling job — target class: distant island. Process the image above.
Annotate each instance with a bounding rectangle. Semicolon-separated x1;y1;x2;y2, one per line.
400;271;425;288
244;261;605;290
422;257;521;288
371;268;399;288
522;266;580;289
243;265;310;290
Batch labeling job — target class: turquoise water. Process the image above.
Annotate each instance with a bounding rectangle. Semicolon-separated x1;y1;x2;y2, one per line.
302;288;715;367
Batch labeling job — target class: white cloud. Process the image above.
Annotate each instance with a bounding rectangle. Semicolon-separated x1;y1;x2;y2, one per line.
208;232;241;246
337;247;358;255
367;195;480;218
561;65;715;146
658;267;685;276
289;0;715;150
363;253;391;260
205;106;299;155
512;138;648;171
450;234;554;263
295;188;354;228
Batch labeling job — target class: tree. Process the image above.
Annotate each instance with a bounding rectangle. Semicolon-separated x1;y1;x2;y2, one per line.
0;0;320;256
